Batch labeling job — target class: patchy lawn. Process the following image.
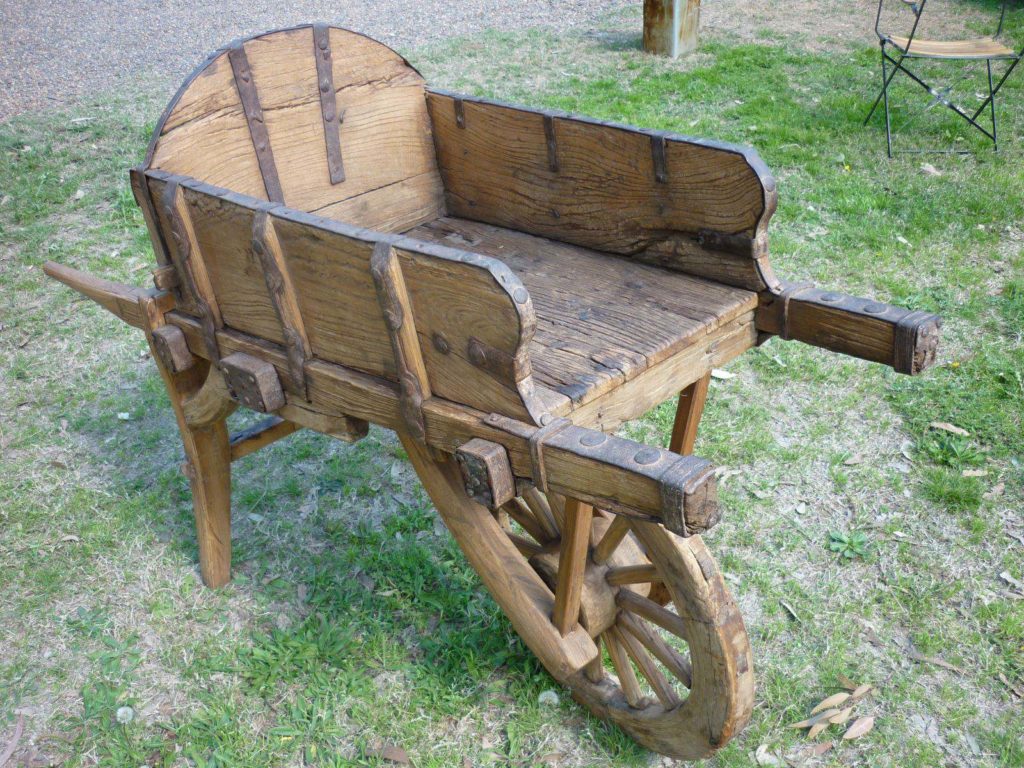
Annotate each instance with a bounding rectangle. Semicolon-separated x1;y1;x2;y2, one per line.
2;4;1022;767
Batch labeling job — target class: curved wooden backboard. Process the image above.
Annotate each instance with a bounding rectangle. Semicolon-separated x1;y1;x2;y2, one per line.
142;25;445;234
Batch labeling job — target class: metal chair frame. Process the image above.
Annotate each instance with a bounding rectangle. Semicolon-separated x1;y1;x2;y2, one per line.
864;0;1022;156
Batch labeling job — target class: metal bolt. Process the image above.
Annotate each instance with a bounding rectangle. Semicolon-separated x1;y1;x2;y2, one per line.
633;447;661;465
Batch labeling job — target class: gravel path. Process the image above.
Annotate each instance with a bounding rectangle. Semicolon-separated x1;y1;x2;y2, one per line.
0;0;631;122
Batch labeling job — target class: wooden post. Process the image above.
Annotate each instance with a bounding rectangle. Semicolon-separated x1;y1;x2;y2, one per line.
644;0;701;58
669;372;710;455
138;295;233;588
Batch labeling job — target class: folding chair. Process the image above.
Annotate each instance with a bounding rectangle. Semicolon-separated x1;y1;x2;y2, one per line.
864;0;1023;156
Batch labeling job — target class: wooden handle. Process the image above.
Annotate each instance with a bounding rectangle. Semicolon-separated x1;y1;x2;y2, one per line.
757;282;941;375
43;261;156;329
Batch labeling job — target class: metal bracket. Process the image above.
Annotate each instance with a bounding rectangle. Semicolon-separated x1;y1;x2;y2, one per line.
543;114;559;172
528;417;572;493
651;134;669;184
313;24;346;184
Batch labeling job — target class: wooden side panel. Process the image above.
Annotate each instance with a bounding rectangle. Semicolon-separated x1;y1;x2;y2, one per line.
269;214;395;378
426;91;775;287
150;53;268;200
394;240;540;422
146;25;445;232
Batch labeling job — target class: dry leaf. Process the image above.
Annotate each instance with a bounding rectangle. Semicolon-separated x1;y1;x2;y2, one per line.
711;368;735;380
929;421;969;437
462;757;473;768
808;721;831;739
371;745;410;764
59;534;80;544
842;716;875;740
789;709;841;729
998;672;1024;699
844;454;865;466
811;692;850;714
999;571;1024;591
984;482;1005;499
754;744;784;766
830;707;854;725
811;742;834;756
908;649;965;674
962;469;988;477
921;163;942;177
837;674;859;691
851;683;874;700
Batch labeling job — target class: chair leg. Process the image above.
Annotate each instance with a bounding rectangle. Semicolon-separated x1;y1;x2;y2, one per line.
140;297;233;588
178;402;233;588
669;373;710;456
987;60;998;152
882;55;894;158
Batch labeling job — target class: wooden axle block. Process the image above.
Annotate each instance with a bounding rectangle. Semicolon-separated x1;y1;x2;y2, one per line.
220;352;286;413
456;438;516;509
150;324;194;373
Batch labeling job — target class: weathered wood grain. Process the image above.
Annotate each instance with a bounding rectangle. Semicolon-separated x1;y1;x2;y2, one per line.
146;25;445;231
426;90;775;266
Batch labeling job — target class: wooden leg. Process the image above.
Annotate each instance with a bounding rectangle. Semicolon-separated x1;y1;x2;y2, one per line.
139;296;233;588
669;372;710;455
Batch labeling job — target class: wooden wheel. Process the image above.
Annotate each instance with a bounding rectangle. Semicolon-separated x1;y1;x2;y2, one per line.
401;433;754;761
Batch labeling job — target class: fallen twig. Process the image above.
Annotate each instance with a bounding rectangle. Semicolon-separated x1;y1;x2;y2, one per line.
0;714;25;768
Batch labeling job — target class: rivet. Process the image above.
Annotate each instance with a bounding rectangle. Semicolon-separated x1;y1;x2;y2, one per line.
863;302;887;314
512;287;529;304
432;332;450;354
633;447;661;465
820;293;841;302
579;432;607;447
539;414;553;426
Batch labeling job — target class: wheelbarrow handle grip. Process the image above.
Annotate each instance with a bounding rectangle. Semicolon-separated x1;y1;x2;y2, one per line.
756;281;941;375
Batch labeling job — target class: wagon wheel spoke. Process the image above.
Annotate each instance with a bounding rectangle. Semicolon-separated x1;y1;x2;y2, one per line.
604;626;645;708
616;588;688;640
501;498;556;545
592;515;631;564
618;622;681;708
619;611;692;689
605;563;661;586
521;486;560;539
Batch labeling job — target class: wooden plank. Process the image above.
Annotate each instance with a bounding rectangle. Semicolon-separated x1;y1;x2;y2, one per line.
426;90;774;265
147;25;445;230
145;174;542;423
229;416;299;461
757;283;941;375
568;312;755;432
407;217;757;411
552;498;594;635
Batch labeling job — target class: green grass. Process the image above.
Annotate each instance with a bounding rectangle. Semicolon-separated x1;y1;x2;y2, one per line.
2;6;1023;767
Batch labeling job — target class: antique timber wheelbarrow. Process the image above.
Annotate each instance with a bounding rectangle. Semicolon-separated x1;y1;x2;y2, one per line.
45;25;941;760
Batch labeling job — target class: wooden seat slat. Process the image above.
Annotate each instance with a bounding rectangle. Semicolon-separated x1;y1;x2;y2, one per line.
888;35;1017;59
405;216;758;409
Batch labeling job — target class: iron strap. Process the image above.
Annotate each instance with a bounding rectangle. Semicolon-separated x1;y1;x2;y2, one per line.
228;43;285;204
313;24;346;184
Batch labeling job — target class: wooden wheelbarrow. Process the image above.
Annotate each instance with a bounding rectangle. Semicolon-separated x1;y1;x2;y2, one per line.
45;25;941;759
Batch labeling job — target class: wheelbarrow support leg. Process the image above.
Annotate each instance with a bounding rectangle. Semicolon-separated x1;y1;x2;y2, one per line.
139;294;234;588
